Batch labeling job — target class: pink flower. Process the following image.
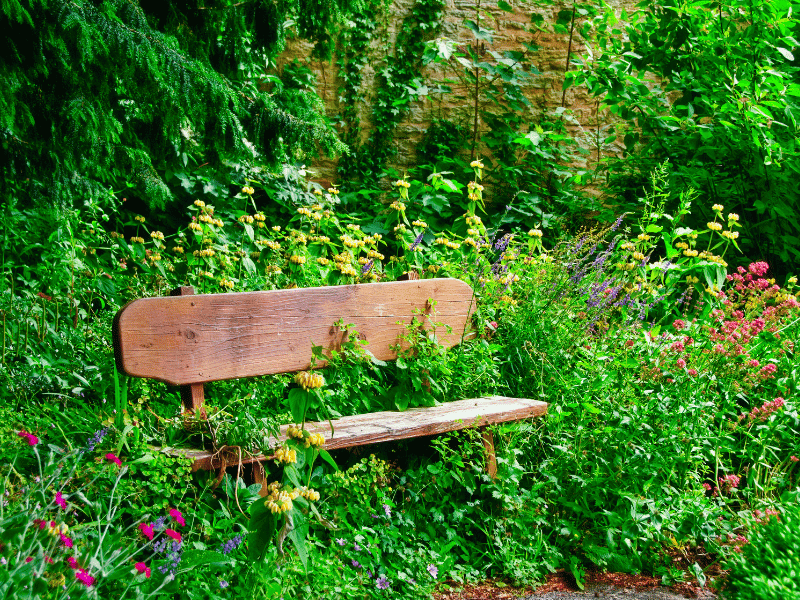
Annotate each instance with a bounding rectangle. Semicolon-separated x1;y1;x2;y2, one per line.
17;430;39;446
688;368;698;377
25;557;33;563
55;492;67;510
164;528;182;543
169;509;186;527
67;556;79;570
60;533;74;549
672;319;686;331
104;453;122;466
790;456;799;462
676;358;686;369
134;562;151;578
138;522;154;541
75;569;95;587
670;340;685;353
748;261;769;276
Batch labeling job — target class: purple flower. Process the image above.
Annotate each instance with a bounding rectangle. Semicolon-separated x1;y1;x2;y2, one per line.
220;580;229;589
376;575;390;590
85;428;109;452
361;259;373;274
427;564;439;579
352;559;361;568
353;542;361;551
220;534;244;555
409;233;424;251
383;504;391;518
336;538;346;547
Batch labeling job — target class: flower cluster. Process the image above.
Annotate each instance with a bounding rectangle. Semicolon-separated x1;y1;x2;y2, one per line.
294;370;325;390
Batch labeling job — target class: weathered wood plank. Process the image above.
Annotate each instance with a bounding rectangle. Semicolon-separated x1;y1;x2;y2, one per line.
177;396;548;471
113;279;475;386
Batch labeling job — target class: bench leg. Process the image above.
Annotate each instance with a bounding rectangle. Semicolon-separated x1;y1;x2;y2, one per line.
481;426;498;479
180;383;207;419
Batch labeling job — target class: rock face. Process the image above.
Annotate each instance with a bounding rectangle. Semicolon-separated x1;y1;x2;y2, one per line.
277;0;633;183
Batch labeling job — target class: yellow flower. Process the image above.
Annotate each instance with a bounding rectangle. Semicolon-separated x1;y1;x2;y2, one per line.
290;255;306;265
134;215;145;223
683;249;699;257
470;160;484;169
412;220;428;228
632;252;645;261
317;257;330;265
150;231;164;240
272;226;281;232
241;186;255;195
172;246;184;253
637;233;651;242
528;229;543;238
707;222;722;231
390;201;406;211
273;446;297;464
294;371;324;390
712;204;724;212
721;230;739;240
297;207;312;217
727;213;739;222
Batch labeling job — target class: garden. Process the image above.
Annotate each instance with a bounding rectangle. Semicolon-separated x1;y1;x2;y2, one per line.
1;0;799;599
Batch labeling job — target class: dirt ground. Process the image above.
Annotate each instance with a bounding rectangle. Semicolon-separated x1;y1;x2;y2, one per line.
433;571;720;600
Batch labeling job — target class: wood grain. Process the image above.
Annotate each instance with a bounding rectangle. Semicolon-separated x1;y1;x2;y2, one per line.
178;396;548;471
113;279;475;386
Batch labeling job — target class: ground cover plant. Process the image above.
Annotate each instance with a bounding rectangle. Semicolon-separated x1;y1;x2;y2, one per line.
2;158;799;599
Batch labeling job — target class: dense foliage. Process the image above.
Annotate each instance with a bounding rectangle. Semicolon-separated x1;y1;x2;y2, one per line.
1;0;351;211
2;0;800;598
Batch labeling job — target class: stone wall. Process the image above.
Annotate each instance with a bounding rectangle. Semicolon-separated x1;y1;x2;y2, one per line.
277;0;631;185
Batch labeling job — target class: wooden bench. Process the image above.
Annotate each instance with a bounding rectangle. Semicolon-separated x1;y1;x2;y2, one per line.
112;278;547;476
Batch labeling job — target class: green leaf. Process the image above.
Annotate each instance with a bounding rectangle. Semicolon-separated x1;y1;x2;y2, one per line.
318;449;339;471
288;388;309;424
248;500;276;562
288;511;310;571
498;0;513;12
777;47;795;61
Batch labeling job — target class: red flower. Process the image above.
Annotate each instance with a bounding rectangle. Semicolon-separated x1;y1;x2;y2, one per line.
169;509;186;527
137;522;154;541
104;453;122;466
134;562;151;578
164;528;182;543
55;492;67;510
25;557;33;563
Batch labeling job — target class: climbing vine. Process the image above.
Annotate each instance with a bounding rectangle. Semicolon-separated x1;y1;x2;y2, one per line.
337;0;445;183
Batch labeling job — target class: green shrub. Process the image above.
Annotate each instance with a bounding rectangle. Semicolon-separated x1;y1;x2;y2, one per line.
724;499;800;600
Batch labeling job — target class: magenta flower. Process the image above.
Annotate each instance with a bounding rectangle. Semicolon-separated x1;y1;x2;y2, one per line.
67;556;79;570
164;528;182;543
134;562;151;578
75;569;95;587
55;491;67;510
169;508;186;527
104;453;122;466
60;533;74;549
138;522;154;541
18;430;39;446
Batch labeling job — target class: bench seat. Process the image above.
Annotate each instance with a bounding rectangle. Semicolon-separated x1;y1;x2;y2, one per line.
173;395;547;472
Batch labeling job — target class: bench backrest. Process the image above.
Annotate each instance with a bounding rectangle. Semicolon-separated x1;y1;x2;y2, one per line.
113;278;475;388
